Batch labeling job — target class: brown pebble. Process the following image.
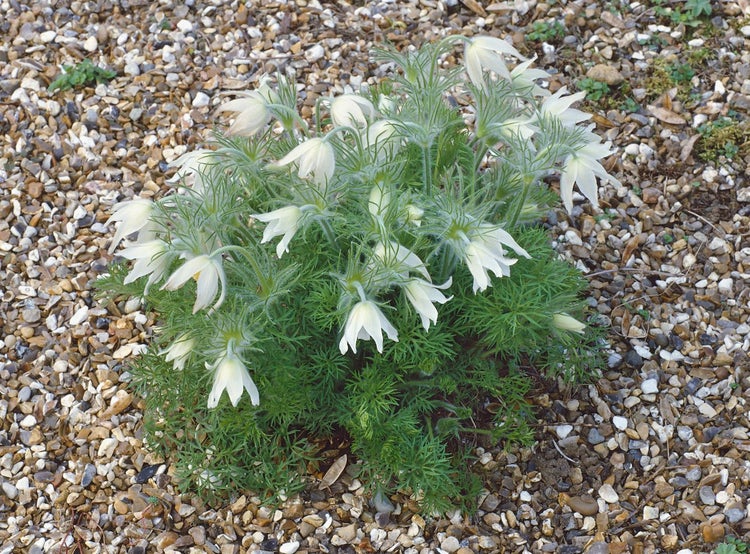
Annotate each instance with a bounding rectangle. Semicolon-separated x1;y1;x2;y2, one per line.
27;181;44;199
567;495;599;516
701;522;725;543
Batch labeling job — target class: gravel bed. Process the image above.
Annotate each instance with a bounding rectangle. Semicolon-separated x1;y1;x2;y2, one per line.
1;0;749;552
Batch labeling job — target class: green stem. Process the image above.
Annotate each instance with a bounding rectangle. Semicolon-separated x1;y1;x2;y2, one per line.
318;219;339;251
422;145;433;194
508;176;532;228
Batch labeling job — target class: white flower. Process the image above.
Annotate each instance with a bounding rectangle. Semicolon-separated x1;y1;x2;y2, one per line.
161;334;195;371
119;239;172;293
404;277;452;331
168;148;214;192
216;84;278;136
538;87;591;127
465;36;525;88
207;349;259;408
253;206;303;258
330;94;375;128
373;241;430;279
106;198;155;253
552;313;585;334
162;253;227;313
559;137;620;213
510;58;550;97
364;120;398;149
275;137;335;185
339;300;399;354
463;225;530;293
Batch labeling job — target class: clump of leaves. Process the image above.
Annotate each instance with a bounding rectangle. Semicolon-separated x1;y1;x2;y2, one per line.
696;116;749;162
527;20;566;43
717;537;749;554
577;78;611;102
651;0;713;28
48;59;117;93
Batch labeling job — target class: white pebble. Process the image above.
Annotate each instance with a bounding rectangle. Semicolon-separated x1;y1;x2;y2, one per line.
192;92;210;108
2;482;18;500
555;424;573;439
643;506;659;520
124;62;140;76
84;36;98;52
97;437;118;458
624;144;639;156
69;307;89;326
20;415;37;428
718;278;733;296
641;378;658;395
177;19;193;33
598;483;619;503
741;25;750;37
305;44;325;63
279;541;300;554
40;31;57;43
612;416;628;431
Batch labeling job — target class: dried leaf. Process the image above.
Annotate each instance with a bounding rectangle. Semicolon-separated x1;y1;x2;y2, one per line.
591;113;616;129
621;235;641;264
680;134;700;162
319;454;347;489
600;10;626;28
647;105;686;125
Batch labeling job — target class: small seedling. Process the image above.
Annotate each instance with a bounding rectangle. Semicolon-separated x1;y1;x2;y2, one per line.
668;62;695;84
578;78;611;102
620;97;640;113
527;20;566;42
48;59;117;93
716;537;749;554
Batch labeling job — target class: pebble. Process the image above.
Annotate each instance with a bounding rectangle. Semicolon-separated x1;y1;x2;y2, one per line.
192;92;210;108
641;378;659;394
440;536;461;553
279;541;299;554
598;484;619;504
725;508;746;523
567;495;598;516
84;36;98;52
554;424;574;439
305;44;325;63
612;416;628;431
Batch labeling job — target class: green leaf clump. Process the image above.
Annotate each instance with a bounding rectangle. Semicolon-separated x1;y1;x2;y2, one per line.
48;59;117;92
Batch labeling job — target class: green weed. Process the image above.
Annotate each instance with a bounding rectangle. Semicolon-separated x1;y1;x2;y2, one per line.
48;59;117;93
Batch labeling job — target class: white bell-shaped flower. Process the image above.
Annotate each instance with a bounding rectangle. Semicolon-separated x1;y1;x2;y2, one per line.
206;348;259;408
161;333;196;371
162;253;227;313
404;277;453;331
559;134;620;213
217;83;278;136
119;239;172;293
463;225;530;293
106;198;155;253
339;300;399;354
275;137;335;185
330;94;375;128
465;36;525;89
552;313;586;334
253;205;303;258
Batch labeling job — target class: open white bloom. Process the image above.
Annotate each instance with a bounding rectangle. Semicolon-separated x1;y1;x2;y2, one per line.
559;138;620;213
207;348;259;408
330;94;375;128
339;300;399;354
276;137;335;185
538;87;591;127
106;198;155;253
161;333;195;371
510;58;550;97
465;36;525;88
552;313;586;334
162;253;227;313
216;84;278;136
168;148;214;192
404;277;453;331
253;205;303;258
463;225;531;293
119;239;172;293
373;241;430;279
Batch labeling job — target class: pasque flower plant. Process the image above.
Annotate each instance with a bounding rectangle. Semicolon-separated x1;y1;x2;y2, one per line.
101;35;613;511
